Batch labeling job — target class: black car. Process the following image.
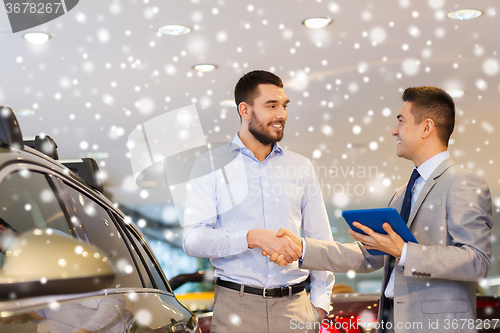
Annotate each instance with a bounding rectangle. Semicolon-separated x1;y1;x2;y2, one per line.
0;106;200;333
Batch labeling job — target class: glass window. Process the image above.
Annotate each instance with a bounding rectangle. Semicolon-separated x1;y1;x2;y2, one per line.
111;215;156;290
61;183;143;289
0;169;71;236
121;219;169;292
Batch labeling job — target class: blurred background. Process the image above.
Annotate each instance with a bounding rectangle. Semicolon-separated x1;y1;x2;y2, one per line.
0;0;499;295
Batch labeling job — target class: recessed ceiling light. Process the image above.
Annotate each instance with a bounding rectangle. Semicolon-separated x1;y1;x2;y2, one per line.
192;64;218;72
449;138;456;145
13;109;36;116
446;90;465;98
219;100;237;107
302;17;332;29
87;152;110;159
22;32;50;44
157;25;192;36
446;9;482;20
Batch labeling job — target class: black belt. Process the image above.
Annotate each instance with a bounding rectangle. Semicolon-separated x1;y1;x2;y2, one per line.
216;278;305;298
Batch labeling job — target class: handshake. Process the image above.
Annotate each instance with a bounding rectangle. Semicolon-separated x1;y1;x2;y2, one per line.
247;228;302;266
247;221;403;265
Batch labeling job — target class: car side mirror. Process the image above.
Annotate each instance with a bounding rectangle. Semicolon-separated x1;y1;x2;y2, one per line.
0;229;115;300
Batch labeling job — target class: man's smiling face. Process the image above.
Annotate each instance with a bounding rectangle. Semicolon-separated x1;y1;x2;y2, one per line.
392;102;424;162
247;84;289;145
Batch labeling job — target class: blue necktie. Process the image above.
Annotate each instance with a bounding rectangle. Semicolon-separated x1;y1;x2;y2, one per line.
381;168;420;331
400;169;420;223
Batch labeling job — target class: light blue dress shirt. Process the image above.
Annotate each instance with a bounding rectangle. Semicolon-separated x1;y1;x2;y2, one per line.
183;133;334;311
385;150;450;298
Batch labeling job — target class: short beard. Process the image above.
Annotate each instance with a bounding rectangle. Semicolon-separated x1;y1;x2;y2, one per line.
248;110;284;145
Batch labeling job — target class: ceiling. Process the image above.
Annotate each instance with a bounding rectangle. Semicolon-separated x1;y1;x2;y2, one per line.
0;0;499;228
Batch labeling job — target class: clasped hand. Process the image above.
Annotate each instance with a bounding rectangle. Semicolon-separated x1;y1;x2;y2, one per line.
263;221;404;266
248;229;302;264
261;228;302;266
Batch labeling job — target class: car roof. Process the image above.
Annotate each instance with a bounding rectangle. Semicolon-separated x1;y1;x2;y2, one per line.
0;143;124;220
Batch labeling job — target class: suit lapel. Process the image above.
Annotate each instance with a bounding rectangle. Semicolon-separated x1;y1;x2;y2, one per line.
406;178;436;228
406;157;455;228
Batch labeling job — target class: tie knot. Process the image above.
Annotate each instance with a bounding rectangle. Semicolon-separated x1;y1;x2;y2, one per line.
408;169;420;187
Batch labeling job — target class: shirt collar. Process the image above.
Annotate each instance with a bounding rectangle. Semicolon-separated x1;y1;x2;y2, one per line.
230;132;283;156
415;150;450;181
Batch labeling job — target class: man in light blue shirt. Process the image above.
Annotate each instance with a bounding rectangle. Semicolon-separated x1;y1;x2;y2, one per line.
183;70;334;332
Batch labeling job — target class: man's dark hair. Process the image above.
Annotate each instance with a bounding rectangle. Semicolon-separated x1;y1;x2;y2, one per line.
402;86;455;146
234;70;283;120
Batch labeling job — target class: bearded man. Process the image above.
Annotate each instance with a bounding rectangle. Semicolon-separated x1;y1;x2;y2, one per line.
183;70;334;333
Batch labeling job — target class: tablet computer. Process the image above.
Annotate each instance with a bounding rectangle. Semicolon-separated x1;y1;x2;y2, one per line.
342;208;418;255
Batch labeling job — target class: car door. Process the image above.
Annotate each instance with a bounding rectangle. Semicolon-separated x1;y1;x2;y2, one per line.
54;179;144;289
0;165;199;332
110;212;201;332
0;291;198;333
50;178;199;332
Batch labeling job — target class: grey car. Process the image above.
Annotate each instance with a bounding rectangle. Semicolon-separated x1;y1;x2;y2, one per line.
0;106;200;333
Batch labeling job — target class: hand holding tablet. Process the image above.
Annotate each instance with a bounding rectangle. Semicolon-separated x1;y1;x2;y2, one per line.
342;208;418;256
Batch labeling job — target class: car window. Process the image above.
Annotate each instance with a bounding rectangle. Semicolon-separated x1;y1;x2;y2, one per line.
110;214;157;290
130;232;170;292
116;216;170;292
60;183;143;289
0;169;72;236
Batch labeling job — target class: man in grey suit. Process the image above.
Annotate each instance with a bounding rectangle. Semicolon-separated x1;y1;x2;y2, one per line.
270;86;493;332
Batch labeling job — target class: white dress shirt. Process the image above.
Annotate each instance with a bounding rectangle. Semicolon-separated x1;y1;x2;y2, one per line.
183;133;334;311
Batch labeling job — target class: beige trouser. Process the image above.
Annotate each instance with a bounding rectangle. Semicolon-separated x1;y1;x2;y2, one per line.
210;284;321;333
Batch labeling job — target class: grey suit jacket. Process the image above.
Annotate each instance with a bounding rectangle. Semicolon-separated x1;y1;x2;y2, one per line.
302;158;493;333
